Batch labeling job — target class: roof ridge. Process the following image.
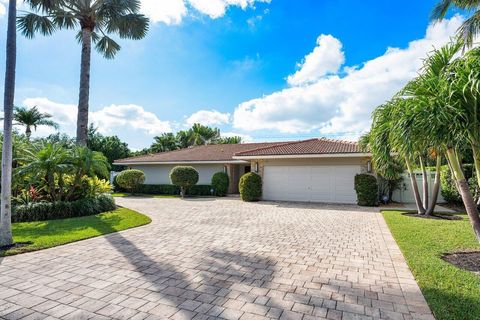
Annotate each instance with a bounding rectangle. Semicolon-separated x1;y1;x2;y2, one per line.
235;139;318;156
318;137;358;145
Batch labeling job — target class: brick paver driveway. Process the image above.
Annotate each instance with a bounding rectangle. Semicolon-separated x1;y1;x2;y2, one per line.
0;198;433;320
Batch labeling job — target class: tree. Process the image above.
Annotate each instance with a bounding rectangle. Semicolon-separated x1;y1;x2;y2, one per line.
218;136;242;144
150;133;178;153
87;125;130;167
13;106;58;139
0;0;16;247
170;166;199;198
190;123;220;145
431;0;480;48
18;0;149;145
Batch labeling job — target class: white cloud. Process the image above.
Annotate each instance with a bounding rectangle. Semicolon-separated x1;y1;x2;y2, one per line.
140;0;269;25
233;15;464;138
287;34;345;86
0;0;8;15
22;97;172;137
186;109;230;127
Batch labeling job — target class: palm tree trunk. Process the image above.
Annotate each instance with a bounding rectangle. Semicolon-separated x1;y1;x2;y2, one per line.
471;144;480;205
405;157;426;214
425;155;442;216
446;148;480;242
419;156;429;211
25;125;31;140
76;28;92;146
0;0;16;247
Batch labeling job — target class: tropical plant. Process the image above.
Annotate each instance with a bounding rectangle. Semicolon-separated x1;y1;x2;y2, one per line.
13;106;58;139
218;136;243;144
170;166;199;197
18;0;149;145
239;172;262;202
431;0;480;48
0;0;16;247
116;169;145;194
190;123;221;145
150;133;178;153
87;125;130;166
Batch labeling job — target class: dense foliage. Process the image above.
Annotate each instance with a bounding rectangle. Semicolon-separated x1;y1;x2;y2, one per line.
441;165;479;205
170;166;199;197
115;170;145;194
13;194;116;223
354;174;379;207
211;172;229;196
87;125;130;169
239;172;262;202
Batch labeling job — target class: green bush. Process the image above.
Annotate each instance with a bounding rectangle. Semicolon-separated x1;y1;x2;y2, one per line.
239;172;262;202
112;174;126;192
354;174;378;206
441;164;479;204
12;194;116;223
116;169;145;194
170;166;199;197
211;172;229;196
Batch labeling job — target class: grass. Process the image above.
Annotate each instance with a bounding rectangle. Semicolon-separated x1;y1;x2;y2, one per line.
1;208;151;257
382;210;480;320
112;192;179;198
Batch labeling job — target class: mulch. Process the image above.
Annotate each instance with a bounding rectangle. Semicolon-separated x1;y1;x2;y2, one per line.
442;251;480;274
401;213;463;220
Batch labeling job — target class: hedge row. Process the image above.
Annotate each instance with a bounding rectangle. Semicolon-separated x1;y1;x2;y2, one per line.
12;194;116;223
137;184;213;196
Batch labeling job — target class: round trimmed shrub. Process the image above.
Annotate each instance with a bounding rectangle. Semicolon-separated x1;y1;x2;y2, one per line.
116;169;145;194
354;173;378;206
211;172;229;196
239;172;262;202
170;166;199;197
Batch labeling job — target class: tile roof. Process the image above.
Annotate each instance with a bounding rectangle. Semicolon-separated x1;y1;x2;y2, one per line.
234;138;361;157
114;138;363;164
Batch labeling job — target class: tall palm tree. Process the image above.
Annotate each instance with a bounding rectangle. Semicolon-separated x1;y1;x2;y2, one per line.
431;0;480;48
151;133;178;153
0;0;16;247
190;123;221;145
18;0;149;145
13;106;59;139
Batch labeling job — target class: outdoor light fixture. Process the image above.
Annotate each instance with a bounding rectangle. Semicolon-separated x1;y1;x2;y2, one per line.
254;162;259;173
367;161;372;173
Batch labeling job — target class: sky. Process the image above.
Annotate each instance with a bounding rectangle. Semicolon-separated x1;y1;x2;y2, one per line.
0;0;465;150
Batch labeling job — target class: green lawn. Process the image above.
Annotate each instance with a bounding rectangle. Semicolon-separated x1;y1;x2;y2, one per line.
112;192;179;198
1;208;151;257
382;211;480;320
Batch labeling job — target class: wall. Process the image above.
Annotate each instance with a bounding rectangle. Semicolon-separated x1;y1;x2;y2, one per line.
392;172;445;204
128;164;225;185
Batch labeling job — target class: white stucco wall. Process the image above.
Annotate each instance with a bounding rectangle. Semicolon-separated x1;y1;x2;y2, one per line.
127;164;225;185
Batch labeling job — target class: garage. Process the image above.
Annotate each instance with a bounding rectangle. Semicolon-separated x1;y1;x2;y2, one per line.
262;165;361;204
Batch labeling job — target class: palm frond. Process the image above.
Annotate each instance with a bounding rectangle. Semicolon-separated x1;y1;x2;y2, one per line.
107;14;149;39
17;13;56;38
95;35;121;59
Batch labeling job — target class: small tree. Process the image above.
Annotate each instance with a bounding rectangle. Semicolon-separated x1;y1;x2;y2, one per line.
170;166;199;198
116;169;145;195
239;172;262;202
212;172;229;196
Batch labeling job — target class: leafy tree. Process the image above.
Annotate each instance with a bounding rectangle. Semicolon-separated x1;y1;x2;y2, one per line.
13;106;58;139
218;136;243;144
87;125;130;167
150;133;178;153
0;0;17;247
18;0;149;145
170;166;199;197
431;0;480;48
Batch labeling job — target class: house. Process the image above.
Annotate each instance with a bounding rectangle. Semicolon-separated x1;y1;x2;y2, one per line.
114;138;372;204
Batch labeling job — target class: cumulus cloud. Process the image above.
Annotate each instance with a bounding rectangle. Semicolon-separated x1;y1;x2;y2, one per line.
22;97;172;137
287;34;345;86
233;16;464;138
186;109;230;127
140;0;269;25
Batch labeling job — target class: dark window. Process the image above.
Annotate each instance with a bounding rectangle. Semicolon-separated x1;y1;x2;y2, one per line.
245;166;251;173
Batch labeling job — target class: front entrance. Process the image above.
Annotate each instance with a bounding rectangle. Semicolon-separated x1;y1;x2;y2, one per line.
228;164;251;194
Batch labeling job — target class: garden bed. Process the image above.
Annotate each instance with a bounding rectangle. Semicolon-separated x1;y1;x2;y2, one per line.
442;251;480;274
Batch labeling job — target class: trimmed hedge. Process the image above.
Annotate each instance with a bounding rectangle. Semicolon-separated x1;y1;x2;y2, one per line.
12;194;116;223
116;169;145;194
354;174;378;206
211;172;229;196
239;172;262;202
170;166;199;196
137;184;213;196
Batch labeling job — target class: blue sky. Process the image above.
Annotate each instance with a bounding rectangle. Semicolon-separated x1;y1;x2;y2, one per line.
0;0;463;150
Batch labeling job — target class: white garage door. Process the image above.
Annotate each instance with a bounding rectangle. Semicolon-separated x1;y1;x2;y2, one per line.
263;165;361;204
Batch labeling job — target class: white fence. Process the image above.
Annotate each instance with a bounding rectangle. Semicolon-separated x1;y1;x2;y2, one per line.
392;171;445;204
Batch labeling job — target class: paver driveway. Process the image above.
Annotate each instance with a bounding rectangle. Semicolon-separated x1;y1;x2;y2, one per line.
0;198;433;320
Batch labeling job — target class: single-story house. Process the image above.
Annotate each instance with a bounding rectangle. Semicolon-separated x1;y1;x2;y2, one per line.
114;138;372;204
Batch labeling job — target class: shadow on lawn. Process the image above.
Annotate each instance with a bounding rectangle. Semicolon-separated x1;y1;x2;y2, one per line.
91;218;287;318
422;287;480;320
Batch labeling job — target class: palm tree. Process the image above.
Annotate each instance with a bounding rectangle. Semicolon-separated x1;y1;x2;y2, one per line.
190;123;221;145
0;0;17;247
18;0;149;145
13;106;59;139
151;133;178;153
431;0;480;48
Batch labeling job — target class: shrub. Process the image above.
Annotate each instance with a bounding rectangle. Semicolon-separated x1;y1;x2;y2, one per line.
441;165;479;204
112;174;126;192
354;174;378;206
239;172;262;202
116;169;145;194
170;166;199;197
211;172;229;196
12;194;116;223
